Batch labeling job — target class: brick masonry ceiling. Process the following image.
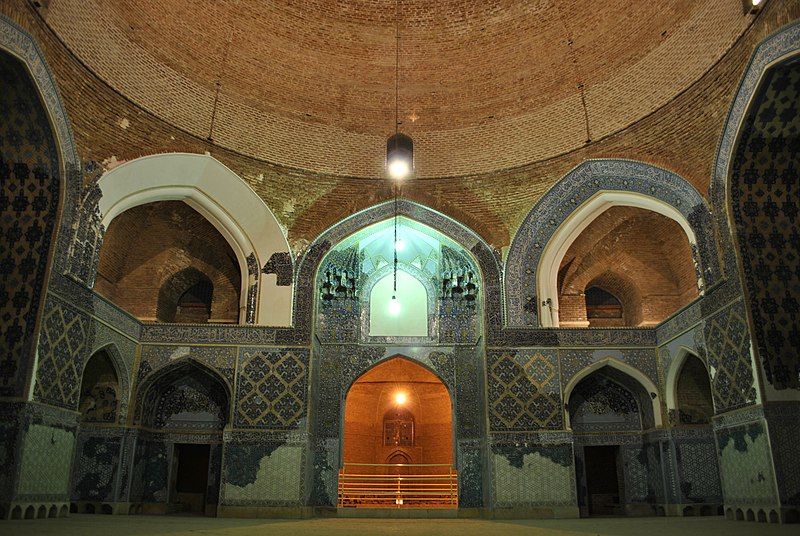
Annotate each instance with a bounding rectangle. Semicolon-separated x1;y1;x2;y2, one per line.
41;0;750;178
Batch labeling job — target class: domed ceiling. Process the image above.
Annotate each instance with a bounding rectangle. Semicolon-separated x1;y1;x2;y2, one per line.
43;0;749;178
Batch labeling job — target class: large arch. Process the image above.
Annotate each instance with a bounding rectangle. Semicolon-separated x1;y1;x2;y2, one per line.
563;358;663;430
712;21;800;392
0;15;80;399
295;198;501;340
537;191;700;327
505;159;718;328
96;153;292;326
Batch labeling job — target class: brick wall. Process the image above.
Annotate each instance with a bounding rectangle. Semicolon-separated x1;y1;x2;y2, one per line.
94;201;241;323
1;0;797;250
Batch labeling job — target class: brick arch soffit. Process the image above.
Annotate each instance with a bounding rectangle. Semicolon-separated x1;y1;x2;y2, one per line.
90;152;293;326
538;190;700;328
664;347;712;414
132;356;232;426
711;20;800;275
505;159;720;328
293;198;502;335
562;357;663;430
83;342;132;418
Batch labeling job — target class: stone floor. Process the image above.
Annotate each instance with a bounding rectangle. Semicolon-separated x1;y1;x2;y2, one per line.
0;515;796;536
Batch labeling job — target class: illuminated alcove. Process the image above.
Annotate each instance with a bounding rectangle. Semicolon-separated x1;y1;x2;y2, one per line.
317;215;480;341
369;271;428;336
342;357;453;470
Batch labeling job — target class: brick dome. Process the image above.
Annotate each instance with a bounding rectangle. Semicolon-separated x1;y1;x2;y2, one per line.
41;0;748;178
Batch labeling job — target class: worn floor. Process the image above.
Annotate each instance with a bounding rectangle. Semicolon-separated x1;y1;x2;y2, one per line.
0;515;795;536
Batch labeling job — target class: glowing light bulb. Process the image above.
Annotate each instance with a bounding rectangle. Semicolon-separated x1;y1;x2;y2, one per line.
394;391;407;405
388;157;410;180
395;238;405;252
388;295;401;316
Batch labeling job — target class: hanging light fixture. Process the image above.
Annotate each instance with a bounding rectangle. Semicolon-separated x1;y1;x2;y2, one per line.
386;0;413;180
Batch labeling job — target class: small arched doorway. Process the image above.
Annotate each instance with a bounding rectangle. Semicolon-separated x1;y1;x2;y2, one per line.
339;357;456;508
137;361;229;516
567;365;654;517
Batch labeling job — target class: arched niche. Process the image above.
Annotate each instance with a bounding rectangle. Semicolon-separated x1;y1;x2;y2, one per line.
505;159;717;328
96;153;292;326
136;359;231;431
0;20;77;398
314;211;484;342
563;358;662;430
342;356;454;470
723;36;800;391
297;199;500;340
78;348;122;423
665;348;715;424
368;270;429;337
538;192;699;327
97;202;242;323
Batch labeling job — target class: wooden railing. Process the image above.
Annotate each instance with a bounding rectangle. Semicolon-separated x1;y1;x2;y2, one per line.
338;463;458;508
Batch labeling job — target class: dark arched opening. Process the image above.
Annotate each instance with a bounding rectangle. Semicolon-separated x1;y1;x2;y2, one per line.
136;361;229;516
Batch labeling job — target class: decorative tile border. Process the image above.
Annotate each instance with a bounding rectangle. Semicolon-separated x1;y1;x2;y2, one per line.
505;159;720;327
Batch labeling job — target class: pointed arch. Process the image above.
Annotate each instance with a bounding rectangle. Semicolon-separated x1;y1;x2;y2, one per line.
505;159;718;327
0;16;82;399
296;198;501;339
666;347;715;422
83;343;131;417
563;357;662;429
133;357;232;428
96;153;292;326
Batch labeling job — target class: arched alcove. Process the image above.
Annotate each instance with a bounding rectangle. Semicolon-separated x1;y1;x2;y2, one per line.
139;361;230;431
728;54;800;390
369;271;429;337
96;201;241;324
549;203;699;327
157;268;216;324
675;355;714;425
135;360;229;516
340;357;456;508
78;350;121;423
666;349;715;425
567;364;655;518
96;153;292;326
0;48;62;399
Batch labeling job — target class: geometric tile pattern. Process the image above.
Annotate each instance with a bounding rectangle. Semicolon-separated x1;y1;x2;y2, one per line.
703;302;757;412
505;159;719;327
487;350;562;431
729;60;800;391
33;299;89;408
491;443;575;507
677;440;722;502
235;348;309;428
0;52;61;399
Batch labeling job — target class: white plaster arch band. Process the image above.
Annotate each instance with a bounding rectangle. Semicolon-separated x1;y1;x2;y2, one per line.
97;153;292;326
664;346;713;414
504;159;717;328
537;191;699;327
562;357;663;430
